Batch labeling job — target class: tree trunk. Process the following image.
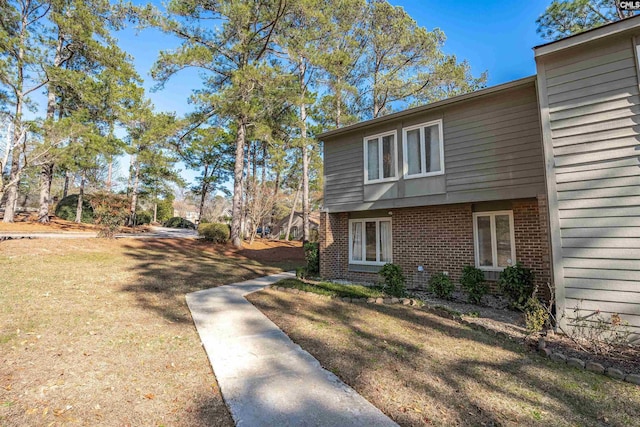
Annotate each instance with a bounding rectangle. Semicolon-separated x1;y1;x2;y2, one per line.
3;149;21;223
241;140;251;240
126;154;135;196
335;79;342;128
37;31;64;224
3;118;24;223
230;115;247;248
63;171;70;198
197;164;209;223
0;120;13;204
106;159;113;192
153;202;157;223
128;156;140;226
270;170;280;238
75;170;86;223
3;8;28;223
299;58;310;244
37;163;55;223
302;143;310;243
285;181;302;242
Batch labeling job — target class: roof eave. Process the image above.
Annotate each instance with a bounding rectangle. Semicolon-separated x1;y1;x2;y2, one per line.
534;14;640;58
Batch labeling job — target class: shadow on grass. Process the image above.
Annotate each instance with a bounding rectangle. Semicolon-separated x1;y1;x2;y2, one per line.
118;239;304;324
249;291;640;426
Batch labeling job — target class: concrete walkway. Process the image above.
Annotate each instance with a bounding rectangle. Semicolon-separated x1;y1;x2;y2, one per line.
186;272;398;427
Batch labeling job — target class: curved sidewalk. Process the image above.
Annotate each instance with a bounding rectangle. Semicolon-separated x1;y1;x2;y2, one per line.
186;272;398;427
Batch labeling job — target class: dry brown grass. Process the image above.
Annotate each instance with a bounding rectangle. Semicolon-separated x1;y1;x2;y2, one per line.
248;289;640;427
0;216;101;233
0;238;303;426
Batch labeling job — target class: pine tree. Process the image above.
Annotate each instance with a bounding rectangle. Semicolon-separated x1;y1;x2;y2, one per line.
147;0;288;247
537;0;636;41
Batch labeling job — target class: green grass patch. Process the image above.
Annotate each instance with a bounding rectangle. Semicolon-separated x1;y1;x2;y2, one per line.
276;278;386;299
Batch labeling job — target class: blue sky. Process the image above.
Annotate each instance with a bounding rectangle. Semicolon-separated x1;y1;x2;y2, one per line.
113;0;553;188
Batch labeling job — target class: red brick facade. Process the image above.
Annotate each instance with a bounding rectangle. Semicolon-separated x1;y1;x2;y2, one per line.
320;196;551;293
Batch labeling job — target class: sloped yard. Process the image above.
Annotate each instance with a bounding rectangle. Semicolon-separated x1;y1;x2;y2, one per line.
0;238;302;426
248;288;640;426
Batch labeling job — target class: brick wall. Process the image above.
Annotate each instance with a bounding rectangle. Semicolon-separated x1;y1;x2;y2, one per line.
319;211;348;279
513;195;552;297
393;204;474;288
319;198;551;294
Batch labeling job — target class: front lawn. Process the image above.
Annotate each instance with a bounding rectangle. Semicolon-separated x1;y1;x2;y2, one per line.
0;238;303;427
276;278;386;298
247;288;640;427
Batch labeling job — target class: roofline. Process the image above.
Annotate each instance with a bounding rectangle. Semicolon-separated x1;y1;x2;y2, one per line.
534;14;640;57
317;75;537;140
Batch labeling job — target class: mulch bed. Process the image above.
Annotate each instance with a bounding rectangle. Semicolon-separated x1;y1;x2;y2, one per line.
409;289;640;376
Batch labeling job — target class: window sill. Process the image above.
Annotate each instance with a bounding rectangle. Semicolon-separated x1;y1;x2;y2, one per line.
348;263;385;273
477;267;507;272
364;177;399;185
403;171;445;180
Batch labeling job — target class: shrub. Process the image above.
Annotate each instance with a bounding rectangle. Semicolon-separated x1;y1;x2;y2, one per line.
55;194;94;223
564;302;632;354
295;267;307;279
523;297;549;334
459;265;488;304
304;242;319;275
378;263;406;297
198;223;230;243
498;262;535;308
135;210;152;225
164;216;196;229
428;272;454;299
90;192;129;238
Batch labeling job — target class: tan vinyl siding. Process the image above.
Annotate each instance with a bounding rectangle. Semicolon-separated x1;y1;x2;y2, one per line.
322;82;545;211
537;33;640;331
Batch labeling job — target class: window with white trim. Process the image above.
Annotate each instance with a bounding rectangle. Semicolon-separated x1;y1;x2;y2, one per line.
349;218;392;265
473;211;516;270
364;131;397;183
402;120;444;178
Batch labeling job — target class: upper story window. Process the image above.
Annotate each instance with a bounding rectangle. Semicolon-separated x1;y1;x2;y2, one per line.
402;120;444;179
473;211;516;271
364;131;398;184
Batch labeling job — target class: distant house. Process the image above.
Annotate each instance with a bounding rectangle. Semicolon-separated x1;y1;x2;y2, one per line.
275;211;320;240
172;201;198;223
319;15;640;336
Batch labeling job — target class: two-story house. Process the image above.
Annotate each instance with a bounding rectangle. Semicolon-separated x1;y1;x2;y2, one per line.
319;75;551;291
319;15;640;335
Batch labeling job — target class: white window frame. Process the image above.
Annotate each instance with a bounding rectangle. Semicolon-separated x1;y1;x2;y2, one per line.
348;217;393;266
402;119;445;179
363;130;398;184
472;210;516;271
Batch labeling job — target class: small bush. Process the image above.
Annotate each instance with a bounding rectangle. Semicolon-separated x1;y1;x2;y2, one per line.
164;216;196;229
304;242;319;275
135;210;152;225
459;265;488;304
198;223;230;243
498;262;535;308
378;263;406;297
90;192;129;238
523;297;549;334
55;194;94;223
295;267;307;279
428;272;454;299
